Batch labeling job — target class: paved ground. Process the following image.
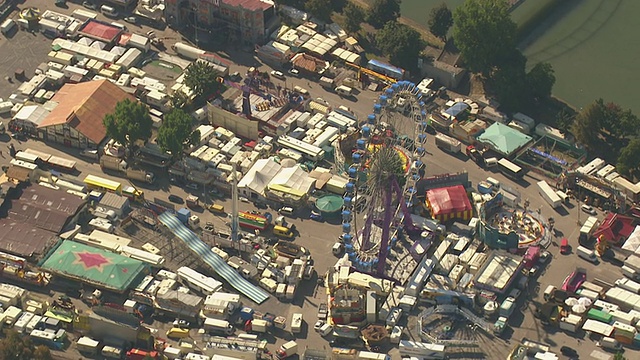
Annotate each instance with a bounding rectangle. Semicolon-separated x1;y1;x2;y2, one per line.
0;1;635;358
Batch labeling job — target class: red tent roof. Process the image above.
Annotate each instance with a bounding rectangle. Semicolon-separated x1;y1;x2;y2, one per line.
426;185;472;216
592;213;636;245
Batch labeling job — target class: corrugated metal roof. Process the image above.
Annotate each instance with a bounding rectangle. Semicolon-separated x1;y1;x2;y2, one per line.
98;192;129;210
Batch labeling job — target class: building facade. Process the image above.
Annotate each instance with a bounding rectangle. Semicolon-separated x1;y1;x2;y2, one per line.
165;0;278;44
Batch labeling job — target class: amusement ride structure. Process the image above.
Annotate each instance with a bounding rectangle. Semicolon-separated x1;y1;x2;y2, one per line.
340;81;431;277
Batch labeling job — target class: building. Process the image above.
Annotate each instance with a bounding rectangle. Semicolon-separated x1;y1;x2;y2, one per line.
592;213;636;246
476;122;533;157
41;240;148;293
37;80;135;149
0;185;87;259
165;0;278;45
238;158;282;200
425;185;473;222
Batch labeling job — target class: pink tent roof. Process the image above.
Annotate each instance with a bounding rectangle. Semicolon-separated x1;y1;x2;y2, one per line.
426;185;472;216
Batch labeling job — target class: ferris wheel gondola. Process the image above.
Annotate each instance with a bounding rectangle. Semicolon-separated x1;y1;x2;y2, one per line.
340;81;430;277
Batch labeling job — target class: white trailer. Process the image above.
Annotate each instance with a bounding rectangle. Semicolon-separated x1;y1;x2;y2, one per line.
435;133;461;153
77;336;100;355
172;42;206;60
616;278;640;294
537;180;562;208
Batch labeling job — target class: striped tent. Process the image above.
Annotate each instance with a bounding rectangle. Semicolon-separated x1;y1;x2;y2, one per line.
425;185;473;222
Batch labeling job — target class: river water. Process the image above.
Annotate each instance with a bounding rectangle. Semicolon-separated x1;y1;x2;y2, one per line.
400;0;640;114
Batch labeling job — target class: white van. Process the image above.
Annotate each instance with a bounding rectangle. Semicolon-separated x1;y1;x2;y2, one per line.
1;19;16;36
100;5;119;18
335;85;353;97
597;337;621;350
622;265;640;281
486;177;500;189
576;246;598;263
485;157;498;168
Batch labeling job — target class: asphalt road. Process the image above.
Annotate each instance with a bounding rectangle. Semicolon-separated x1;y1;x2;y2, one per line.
0;1;633;358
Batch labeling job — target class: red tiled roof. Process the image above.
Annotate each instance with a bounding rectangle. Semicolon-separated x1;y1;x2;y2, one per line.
78;20;122;42
223;0;273;11
38;80;134;144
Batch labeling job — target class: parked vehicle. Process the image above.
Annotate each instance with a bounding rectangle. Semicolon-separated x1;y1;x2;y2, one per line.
317;303;328;320
82;1;97;10
276;341;298;359
581;204;597;215
435;133;461;153
577;246;598;263
270;70;285;79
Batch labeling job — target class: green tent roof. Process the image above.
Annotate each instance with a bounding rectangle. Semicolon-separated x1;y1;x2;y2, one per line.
315;194;344;213
42;240;147;292
477;122;533;156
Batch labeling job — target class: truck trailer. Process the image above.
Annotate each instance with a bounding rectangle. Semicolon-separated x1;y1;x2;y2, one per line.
100;156;155;183
435;133;461;153
537;180;562;208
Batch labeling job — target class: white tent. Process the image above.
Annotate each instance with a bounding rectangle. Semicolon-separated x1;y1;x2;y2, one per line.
237;158;282;197
269;165;315;195
622;225;640;253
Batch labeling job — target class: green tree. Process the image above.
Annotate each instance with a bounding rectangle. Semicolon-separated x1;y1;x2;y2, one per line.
0;330;53;359
555;108;576;135
375;21;424;71
614;351;626;360
527;62;555;100
428;3;453;41
617;138;640;178
367;0;401;29
183;61;225;104
486;49;528;112
342;3;366;34
103;99;153;159
170;90;191;110
453;0;517;76
571;99;605;149
33;346;53;360
157;108;201;160
305;0;333;22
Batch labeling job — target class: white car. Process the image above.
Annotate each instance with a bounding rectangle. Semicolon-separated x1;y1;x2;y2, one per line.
288;68;300;77
581;204;597;215
270;70;285;79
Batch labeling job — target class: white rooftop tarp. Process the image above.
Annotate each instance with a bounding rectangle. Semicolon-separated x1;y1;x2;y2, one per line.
623;225;640;253
237;158;282;196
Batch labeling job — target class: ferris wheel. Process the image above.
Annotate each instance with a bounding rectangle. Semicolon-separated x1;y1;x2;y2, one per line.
340;81;430;277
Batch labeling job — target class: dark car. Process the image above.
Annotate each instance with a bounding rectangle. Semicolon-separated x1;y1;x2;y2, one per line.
560;346;578;357
168;195;183;204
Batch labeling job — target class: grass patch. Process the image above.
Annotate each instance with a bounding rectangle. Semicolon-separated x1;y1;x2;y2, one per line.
149;60;183;74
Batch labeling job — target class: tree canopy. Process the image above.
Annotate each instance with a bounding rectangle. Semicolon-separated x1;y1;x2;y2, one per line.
453;0;517;76
0;330;52;360
617;138;640;178
183;61;225;105
366;0;401;29
375;21;424;72
103;99;153;158
305;0;333;22
527;62;556;101
342;2;366;34
156;108;201;160
428;3;453;41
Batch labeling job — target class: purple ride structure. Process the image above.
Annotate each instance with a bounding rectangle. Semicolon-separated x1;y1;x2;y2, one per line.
341;81;431;277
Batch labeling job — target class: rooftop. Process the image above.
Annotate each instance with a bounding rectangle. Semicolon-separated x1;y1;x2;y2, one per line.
223;0;274;11
39;80;135;144
77;19;122;43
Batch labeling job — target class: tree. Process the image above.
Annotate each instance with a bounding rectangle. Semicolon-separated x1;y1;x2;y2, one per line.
555;108;576;135
367;0;401;29
0;330;50;360
183;61;225;104
156;108;201;160
103;99;153;159
453;0;517;76
428;3;453;41
305;0;333;22
527;62;555;100
375;21;424;71
170;90;191;110
342;3;366;34
33;346;53;360
571;99;606;149
617;138;640;178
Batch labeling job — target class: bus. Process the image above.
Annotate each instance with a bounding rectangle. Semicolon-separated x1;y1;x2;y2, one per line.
47;155;77;173
29;329;66;350
276;135;325;161
15;151;40;164
24;148;52;162
238;212;271;231
10;159;38;171
497;158;524;180
56;179;87;193
84;174;122;194
72;9;98;22
122;185;144;202
176;266;223;295
119;245;166;267
126;349;159;360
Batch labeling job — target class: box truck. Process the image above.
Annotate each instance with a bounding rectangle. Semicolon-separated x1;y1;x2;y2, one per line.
435;133;461;153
